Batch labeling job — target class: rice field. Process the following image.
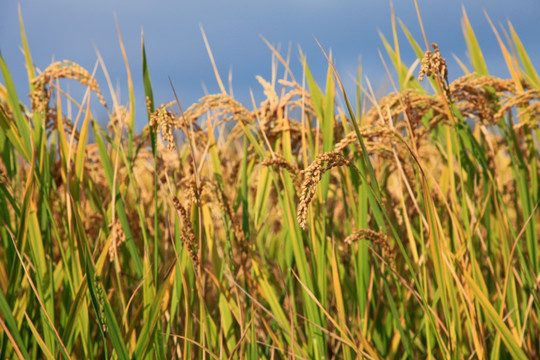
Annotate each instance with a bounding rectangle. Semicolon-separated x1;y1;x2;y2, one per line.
0;5;539;359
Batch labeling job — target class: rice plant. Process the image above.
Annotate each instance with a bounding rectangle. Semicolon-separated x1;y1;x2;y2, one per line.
0;5;539;359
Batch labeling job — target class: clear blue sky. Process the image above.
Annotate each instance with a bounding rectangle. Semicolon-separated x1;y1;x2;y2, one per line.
1;1;539;129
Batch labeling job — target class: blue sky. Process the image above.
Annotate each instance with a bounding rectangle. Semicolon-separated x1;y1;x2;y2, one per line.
1;1;539;129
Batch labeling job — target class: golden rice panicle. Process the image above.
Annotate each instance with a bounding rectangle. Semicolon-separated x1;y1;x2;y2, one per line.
256;75;279;108
333;131;358;153
345;229;395;265
171;195;199;266
185;179;199;209
108;105;129;134
418;43;448;83
181;93;253;129
261;154;300;178
149;103;177;150
496;88;540;127
31;60;106;114
297;150;350;230
108;219;126;262
146;96;153;116
0;162;7;186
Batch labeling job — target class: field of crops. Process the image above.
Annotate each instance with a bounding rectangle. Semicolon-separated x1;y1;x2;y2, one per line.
1;5;539;359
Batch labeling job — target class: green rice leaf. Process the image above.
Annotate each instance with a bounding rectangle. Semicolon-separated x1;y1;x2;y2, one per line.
462;8;489;75
508;22;540;88
464;273;527;360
